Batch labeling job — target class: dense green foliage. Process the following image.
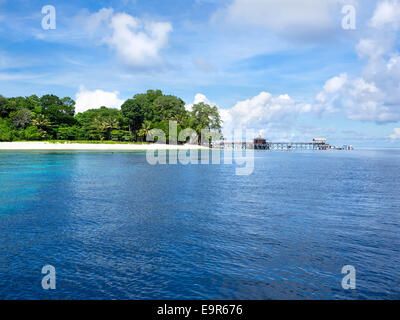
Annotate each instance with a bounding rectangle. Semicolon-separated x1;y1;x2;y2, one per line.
0;90;222;143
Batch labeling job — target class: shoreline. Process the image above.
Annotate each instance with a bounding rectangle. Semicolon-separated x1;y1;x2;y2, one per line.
0;142;209;151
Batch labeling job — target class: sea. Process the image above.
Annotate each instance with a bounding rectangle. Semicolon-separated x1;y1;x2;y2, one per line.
0;149;399;299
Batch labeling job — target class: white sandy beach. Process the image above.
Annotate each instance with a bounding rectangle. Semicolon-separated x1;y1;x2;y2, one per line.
0;142;209;151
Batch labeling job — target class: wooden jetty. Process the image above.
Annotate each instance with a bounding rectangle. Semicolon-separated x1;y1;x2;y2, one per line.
214;137;352;151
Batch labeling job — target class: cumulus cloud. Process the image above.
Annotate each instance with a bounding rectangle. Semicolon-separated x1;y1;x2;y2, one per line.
215;92;311;137
389;128;400;140
188;91;373;142
323;73;348;94
104;13;172;68
313;73;390;121
369;0;400;29
206;1;400;139
213;0;354;40
86;8;114;36
314;0;400;123
84;9;172;69
75;86;124;114
185;93;217;111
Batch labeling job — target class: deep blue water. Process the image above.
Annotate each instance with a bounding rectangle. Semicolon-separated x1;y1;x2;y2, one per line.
0;149;399;300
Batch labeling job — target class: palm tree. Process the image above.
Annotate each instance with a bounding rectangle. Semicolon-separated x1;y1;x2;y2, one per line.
137;120;152;142
94;117;119;140
32;114;51;130
32;114;51;139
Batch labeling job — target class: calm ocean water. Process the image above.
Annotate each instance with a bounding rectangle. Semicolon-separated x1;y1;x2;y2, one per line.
0;149;399;299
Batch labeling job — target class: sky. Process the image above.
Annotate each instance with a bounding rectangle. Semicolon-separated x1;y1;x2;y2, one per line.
1;0;400;146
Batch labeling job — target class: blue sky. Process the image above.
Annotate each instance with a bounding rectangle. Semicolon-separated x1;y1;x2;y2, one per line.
1;0;400;146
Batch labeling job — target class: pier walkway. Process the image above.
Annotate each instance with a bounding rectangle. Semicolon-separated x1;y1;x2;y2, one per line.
214;142;328;150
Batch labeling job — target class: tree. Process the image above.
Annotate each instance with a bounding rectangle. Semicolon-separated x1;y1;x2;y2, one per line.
32;114;51;139
57;126;84;140
23;126;42;141
94;116;120;140
0;119;13;141
152;95;187;125
0;90;223;143
25;95;41;111
0;95;16;118
11;108;33;129
76;107;124;140
40;94;63;109
151;120;183;143
111;130;133;141
137;120;152;142
190;102;222;144
41;94;76;126
121;94;152;135
32;114;51;130
61;97;75;110
7;96;32;111
145;89;163;103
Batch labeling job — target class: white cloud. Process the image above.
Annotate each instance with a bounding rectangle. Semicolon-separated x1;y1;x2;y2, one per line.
314;74;395;122
86;8;114;36
313;0;400;123
389;128;400;140
213;0;354;40
185;93;216;111
73;8;173;69
356;39;385;59
186;92;314;139
31;8;173;70
75;86;124;114
370;0;400;29
314;73;348;114
323;73;348;94
103;12;172;68
218;91;311;137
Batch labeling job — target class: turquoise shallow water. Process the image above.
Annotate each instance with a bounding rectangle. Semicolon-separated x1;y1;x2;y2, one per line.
0;149;399;299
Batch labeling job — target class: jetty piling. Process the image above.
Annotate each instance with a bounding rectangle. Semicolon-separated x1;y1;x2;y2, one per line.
214;136;353;151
